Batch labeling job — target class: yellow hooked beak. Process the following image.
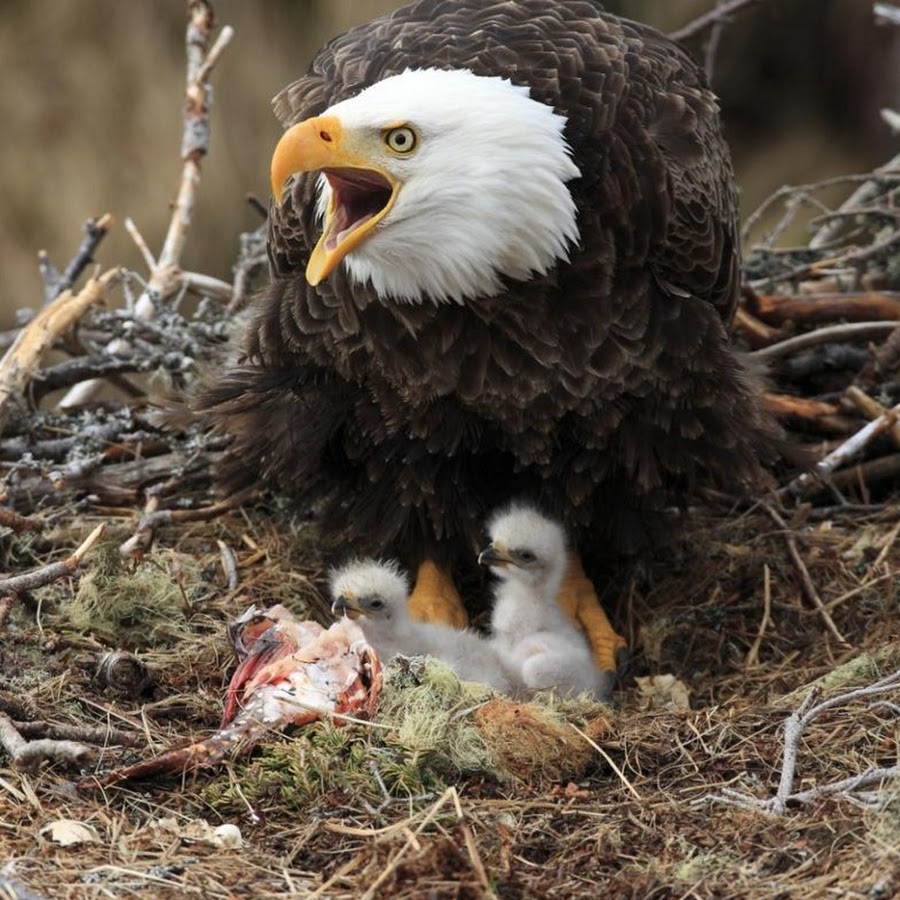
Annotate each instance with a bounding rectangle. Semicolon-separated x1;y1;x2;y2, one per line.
270;115;400;286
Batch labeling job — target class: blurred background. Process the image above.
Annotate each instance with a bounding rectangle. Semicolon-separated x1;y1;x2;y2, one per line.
0;0;896;327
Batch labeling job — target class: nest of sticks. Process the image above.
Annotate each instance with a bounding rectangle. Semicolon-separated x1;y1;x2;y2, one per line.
1;2;899;898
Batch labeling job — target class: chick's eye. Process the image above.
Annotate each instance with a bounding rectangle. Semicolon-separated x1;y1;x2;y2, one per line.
517;550;537;564
384;126;417;154
366;598;385;611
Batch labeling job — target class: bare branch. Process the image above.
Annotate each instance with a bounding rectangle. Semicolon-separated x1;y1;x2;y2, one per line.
750;322;899;362
38;214;114;303
58;2;233;408
783;402;900;497
669;0;760;43
701;669;900;814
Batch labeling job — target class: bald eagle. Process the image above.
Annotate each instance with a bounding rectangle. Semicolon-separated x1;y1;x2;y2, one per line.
199;0;781;684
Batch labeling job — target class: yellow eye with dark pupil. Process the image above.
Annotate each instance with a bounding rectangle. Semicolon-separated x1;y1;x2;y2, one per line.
385;126;416;153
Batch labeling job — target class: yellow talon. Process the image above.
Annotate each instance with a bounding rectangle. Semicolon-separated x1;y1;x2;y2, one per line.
557;552;626;673
407;559;469;628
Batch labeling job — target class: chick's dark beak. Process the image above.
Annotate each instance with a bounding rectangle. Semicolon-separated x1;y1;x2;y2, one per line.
331;597;361;619
478;544;514;567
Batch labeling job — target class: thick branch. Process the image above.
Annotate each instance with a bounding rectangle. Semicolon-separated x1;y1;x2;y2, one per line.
0;268;122;435
783;402;900;496
762;393;857;436
0;711;95;772
748;291;900;326
0;506;45;534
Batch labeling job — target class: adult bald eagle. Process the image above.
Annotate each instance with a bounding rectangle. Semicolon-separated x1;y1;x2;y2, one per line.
199;0;781;684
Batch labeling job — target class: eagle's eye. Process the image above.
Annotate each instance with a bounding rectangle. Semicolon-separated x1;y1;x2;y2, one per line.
384;125;417;154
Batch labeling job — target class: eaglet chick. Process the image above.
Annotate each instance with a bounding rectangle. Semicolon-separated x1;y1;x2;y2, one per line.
480;503;613;699
329;559;512;693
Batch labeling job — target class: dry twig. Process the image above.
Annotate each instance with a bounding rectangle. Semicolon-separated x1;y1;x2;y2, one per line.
744;564;772;669
668;0;759;42
763;504;850;648
810;151;900;249
703;669;900;814
0;523;106;599
120;490;255;562
38;213;114;303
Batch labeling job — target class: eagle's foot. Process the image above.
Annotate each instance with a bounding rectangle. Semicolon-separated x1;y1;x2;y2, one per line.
407;559;469;628
557;552;627;680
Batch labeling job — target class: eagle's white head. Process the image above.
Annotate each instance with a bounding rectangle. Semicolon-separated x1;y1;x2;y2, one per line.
271;68;581;304
329;558;410;622
478;502;569;594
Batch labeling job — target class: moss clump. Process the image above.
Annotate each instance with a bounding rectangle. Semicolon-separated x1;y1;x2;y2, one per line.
56;543;205;648
379;657;496;777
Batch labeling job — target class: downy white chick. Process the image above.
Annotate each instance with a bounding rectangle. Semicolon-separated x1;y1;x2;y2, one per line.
480;503;610;699
329;558;512;693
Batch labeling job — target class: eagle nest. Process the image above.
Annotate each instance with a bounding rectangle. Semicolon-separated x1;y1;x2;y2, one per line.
1;3;899;899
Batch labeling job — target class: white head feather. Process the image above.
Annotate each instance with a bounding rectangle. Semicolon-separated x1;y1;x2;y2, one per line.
486;501;568;573
317;67;581;304
328;558;410;621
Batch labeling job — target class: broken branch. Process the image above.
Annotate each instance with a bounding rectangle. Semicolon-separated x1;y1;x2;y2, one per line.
0;523;106;598
38;214;114;303
0;268;122;435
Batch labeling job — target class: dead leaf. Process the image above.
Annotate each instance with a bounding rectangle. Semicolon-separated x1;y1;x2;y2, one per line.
634;674;691;710
40;819;101;847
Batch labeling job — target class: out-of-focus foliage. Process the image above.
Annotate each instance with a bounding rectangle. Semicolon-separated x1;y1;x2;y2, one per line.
1;0;895;326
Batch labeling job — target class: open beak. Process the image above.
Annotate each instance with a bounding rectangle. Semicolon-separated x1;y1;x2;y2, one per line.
270;115;399;286
331;596;363;620
477;543;515;568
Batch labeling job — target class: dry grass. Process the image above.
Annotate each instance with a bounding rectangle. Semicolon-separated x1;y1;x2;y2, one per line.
1;2;899;897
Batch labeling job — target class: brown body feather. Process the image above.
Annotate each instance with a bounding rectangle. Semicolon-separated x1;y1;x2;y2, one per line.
198;0;781;593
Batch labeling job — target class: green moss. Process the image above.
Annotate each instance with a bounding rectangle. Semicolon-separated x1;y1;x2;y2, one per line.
54;543;205;648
